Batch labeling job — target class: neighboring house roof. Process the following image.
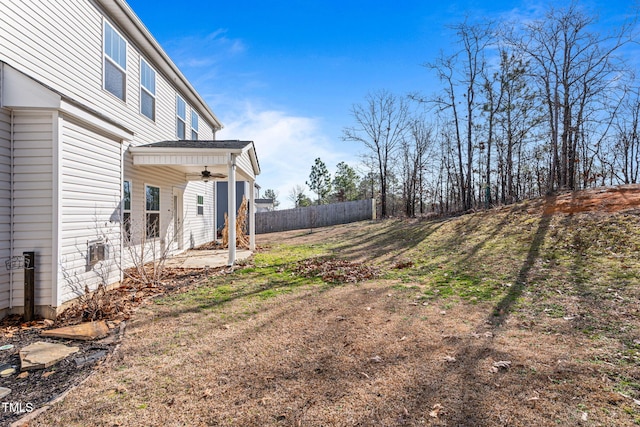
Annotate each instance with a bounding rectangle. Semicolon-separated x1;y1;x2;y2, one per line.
96;0;223;131
255;198;274;204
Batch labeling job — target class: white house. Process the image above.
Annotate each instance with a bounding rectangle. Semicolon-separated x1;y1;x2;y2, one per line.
0;0;260;319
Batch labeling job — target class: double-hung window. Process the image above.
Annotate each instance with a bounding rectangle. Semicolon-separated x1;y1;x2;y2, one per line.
176;96;186;139
103;21;127;101
196;195;204;215
123;181;132;242
191;111;199;140
140;59;156;121
145;185;160;239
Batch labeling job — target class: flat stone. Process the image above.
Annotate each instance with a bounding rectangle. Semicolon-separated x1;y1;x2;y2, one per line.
0;367;16;377
40;320;109;341
0;387;10;399
20;341;79;371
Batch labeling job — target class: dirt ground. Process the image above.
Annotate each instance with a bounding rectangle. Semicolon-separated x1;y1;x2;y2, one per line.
2;184;640;426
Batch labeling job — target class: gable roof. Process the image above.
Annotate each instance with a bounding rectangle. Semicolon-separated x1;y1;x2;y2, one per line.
143;140;254;150
96;0;223;131
129;140;261;178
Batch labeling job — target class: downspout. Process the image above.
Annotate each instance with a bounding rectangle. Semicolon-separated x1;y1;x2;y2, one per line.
9;110;14;309
119;141;124;284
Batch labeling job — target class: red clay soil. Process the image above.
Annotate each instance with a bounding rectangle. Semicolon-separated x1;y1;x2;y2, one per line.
542;184;640;215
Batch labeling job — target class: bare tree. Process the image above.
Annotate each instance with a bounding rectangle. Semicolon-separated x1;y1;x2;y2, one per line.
425;20;495;210
401;119;434;216
288;185;312;208
343;90;411;218
612;86;640;184
507;2;634;191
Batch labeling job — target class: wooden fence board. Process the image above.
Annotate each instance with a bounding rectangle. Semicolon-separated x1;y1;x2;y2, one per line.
255;199;375;234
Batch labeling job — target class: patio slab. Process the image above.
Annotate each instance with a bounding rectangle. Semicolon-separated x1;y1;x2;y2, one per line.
165;249;252;269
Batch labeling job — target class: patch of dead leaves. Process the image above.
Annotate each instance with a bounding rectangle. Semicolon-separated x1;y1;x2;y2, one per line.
291;257;379;283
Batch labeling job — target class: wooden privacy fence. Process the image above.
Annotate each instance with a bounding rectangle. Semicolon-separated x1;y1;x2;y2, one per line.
255;199;376;234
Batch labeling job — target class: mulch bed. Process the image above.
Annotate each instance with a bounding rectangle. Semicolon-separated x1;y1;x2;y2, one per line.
0;318;121;425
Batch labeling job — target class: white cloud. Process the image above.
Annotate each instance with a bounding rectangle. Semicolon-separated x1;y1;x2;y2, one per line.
163;29;246;75
217;102;350;208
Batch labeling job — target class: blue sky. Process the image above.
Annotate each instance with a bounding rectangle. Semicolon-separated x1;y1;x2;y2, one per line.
127;0;636;208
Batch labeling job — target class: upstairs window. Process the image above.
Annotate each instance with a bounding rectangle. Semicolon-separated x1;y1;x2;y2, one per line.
176;96;186;139
140;59;156;120
191;111;199;140
103;21;127;101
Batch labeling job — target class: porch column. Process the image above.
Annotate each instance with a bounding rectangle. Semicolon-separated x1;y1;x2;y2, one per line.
249;180;256;251
227;154;237;266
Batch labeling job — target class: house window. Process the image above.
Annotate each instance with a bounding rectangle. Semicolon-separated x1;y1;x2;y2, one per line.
123;180;132;242
103;21;127;101
145;185;160;238
191;111;199;140
197;195;204;215
140;59;156;120
176;96;186;139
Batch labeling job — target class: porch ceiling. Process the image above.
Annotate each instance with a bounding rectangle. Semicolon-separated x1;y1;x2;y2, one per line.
128;140;260;181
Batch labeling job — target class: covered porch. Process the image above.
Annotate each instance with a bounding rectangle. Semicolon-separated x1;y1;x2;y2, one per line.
129;140;260;266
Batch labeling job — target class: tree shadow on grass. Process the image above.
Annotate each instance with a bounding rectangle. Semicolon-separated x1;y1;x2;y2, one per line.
490;195;557;326
328;219;446;265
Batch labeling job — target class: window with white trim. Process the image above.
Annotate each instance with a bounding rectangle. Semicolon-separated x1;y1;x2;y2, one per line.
191;111;199;140
196;195;204;215
176;96;186;139
145;185;160;238
123;180;132;242
140;59;156;120
103;21;127;101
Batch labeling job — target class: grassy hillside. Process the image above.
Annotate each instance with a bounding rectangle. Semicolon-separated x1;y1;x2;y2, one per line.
37;190;640;427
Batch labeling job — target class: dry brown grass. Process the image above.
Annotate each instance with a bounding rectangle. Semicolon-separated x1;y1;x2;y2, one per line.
31;186;640;426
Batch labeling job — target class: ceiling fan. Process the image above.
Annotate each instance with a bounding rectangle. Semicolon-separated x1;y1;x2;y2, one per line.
200;166;226;182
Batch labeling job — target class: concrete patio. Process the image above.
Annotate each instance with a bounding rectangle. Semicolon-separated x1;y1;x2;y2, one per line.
164;249;253;269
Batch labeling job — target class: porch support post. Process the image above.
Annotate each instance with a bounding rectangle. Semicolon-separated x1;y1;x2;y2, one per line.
249;180;256;251
227;154;237;266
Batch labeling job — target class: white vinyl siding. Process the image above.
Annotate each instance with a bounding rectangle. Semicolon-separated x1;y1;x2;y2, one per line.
103;20;127;101
1;1;223;312
123;151;215;253
139;58;155;121
10;111;54;308
0;0;216;147
0;108;11;311
59;118;122;304
183;181;214;247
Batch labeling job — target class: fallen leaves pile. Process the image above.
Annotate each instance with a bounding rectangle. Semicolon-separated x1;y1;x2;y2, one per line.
57;267;221;325
291;257;380;283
